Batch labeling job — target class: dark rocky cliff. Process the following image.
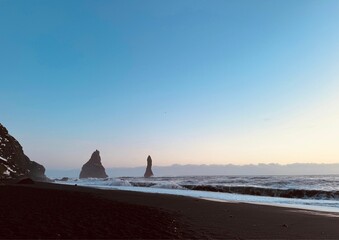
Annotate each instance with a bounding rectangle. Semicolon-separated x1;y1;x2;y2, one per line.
144;155;154;178
0;123;47;181
79;150;108;178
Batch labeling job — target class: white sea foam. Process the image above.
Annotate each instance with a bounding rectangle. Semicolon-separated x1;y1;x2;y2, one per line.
150;182;185;190
55;175;339;213
109;179;132;187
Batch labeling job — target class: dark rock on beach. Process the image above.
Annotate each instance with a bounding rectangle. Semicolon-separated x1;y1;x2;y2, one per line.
17;178;35;184
0;123;47;181
144;155;154;178
79;150;108;179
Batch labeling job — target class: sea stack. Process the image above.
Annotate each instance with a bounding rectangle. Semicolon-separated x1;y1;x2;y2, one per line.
0;123;47;181
144;155;154;178
79;150;108;179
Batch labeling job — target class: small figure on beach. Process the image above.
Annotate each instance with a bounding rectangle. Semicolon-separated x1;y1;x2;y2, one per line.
144;155;154;178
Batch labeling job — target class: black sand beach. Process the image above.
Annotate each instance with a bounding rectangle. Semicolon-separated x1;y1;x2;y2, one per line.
1;182;339;239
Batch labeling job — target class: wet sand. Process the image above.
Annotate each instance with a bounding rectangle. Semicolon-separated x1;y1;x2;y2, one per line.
1;182;339;239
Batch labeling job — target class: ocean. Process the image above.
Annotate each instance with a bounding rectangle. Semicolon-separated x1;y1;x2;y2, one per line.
55;175;339;213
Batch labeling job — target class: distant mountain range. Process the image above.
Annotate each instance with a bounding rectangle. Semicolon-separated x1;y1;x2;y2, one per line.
46;163;339;179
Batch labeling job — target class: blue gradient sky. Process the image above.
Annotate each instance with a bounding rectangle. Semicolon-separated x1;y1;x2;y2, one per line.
1;0;339;169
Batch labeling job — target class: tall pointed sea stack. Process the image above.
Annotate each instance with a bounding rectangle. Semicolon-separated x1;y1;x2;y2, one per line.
0;123;47;181
144;155;154;178
79;150;108;179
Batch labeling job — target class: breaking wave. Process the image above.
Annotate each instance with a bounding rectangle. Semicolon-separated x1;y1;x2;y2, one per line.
181;185;339;200
54;175;339;212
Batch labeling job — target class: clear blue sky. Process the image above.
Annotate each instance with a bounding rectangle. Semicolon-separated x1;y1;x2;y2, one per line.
1;0;339;169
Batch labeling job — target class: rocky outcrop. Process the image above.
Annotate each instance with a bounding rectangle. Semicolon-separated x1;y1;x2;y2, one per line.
144;155;154;178
79;150;108;178
17;178;35;184
0;123;47;181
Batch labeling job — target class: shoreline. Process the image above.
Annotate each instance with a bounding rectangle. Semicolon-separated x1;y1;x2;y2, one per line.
1;181;339;239
56;180;339;214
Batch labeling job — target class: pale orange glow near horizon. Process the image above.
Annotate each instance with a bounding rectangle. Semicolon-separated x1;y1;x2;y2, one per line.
21;82;339;170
